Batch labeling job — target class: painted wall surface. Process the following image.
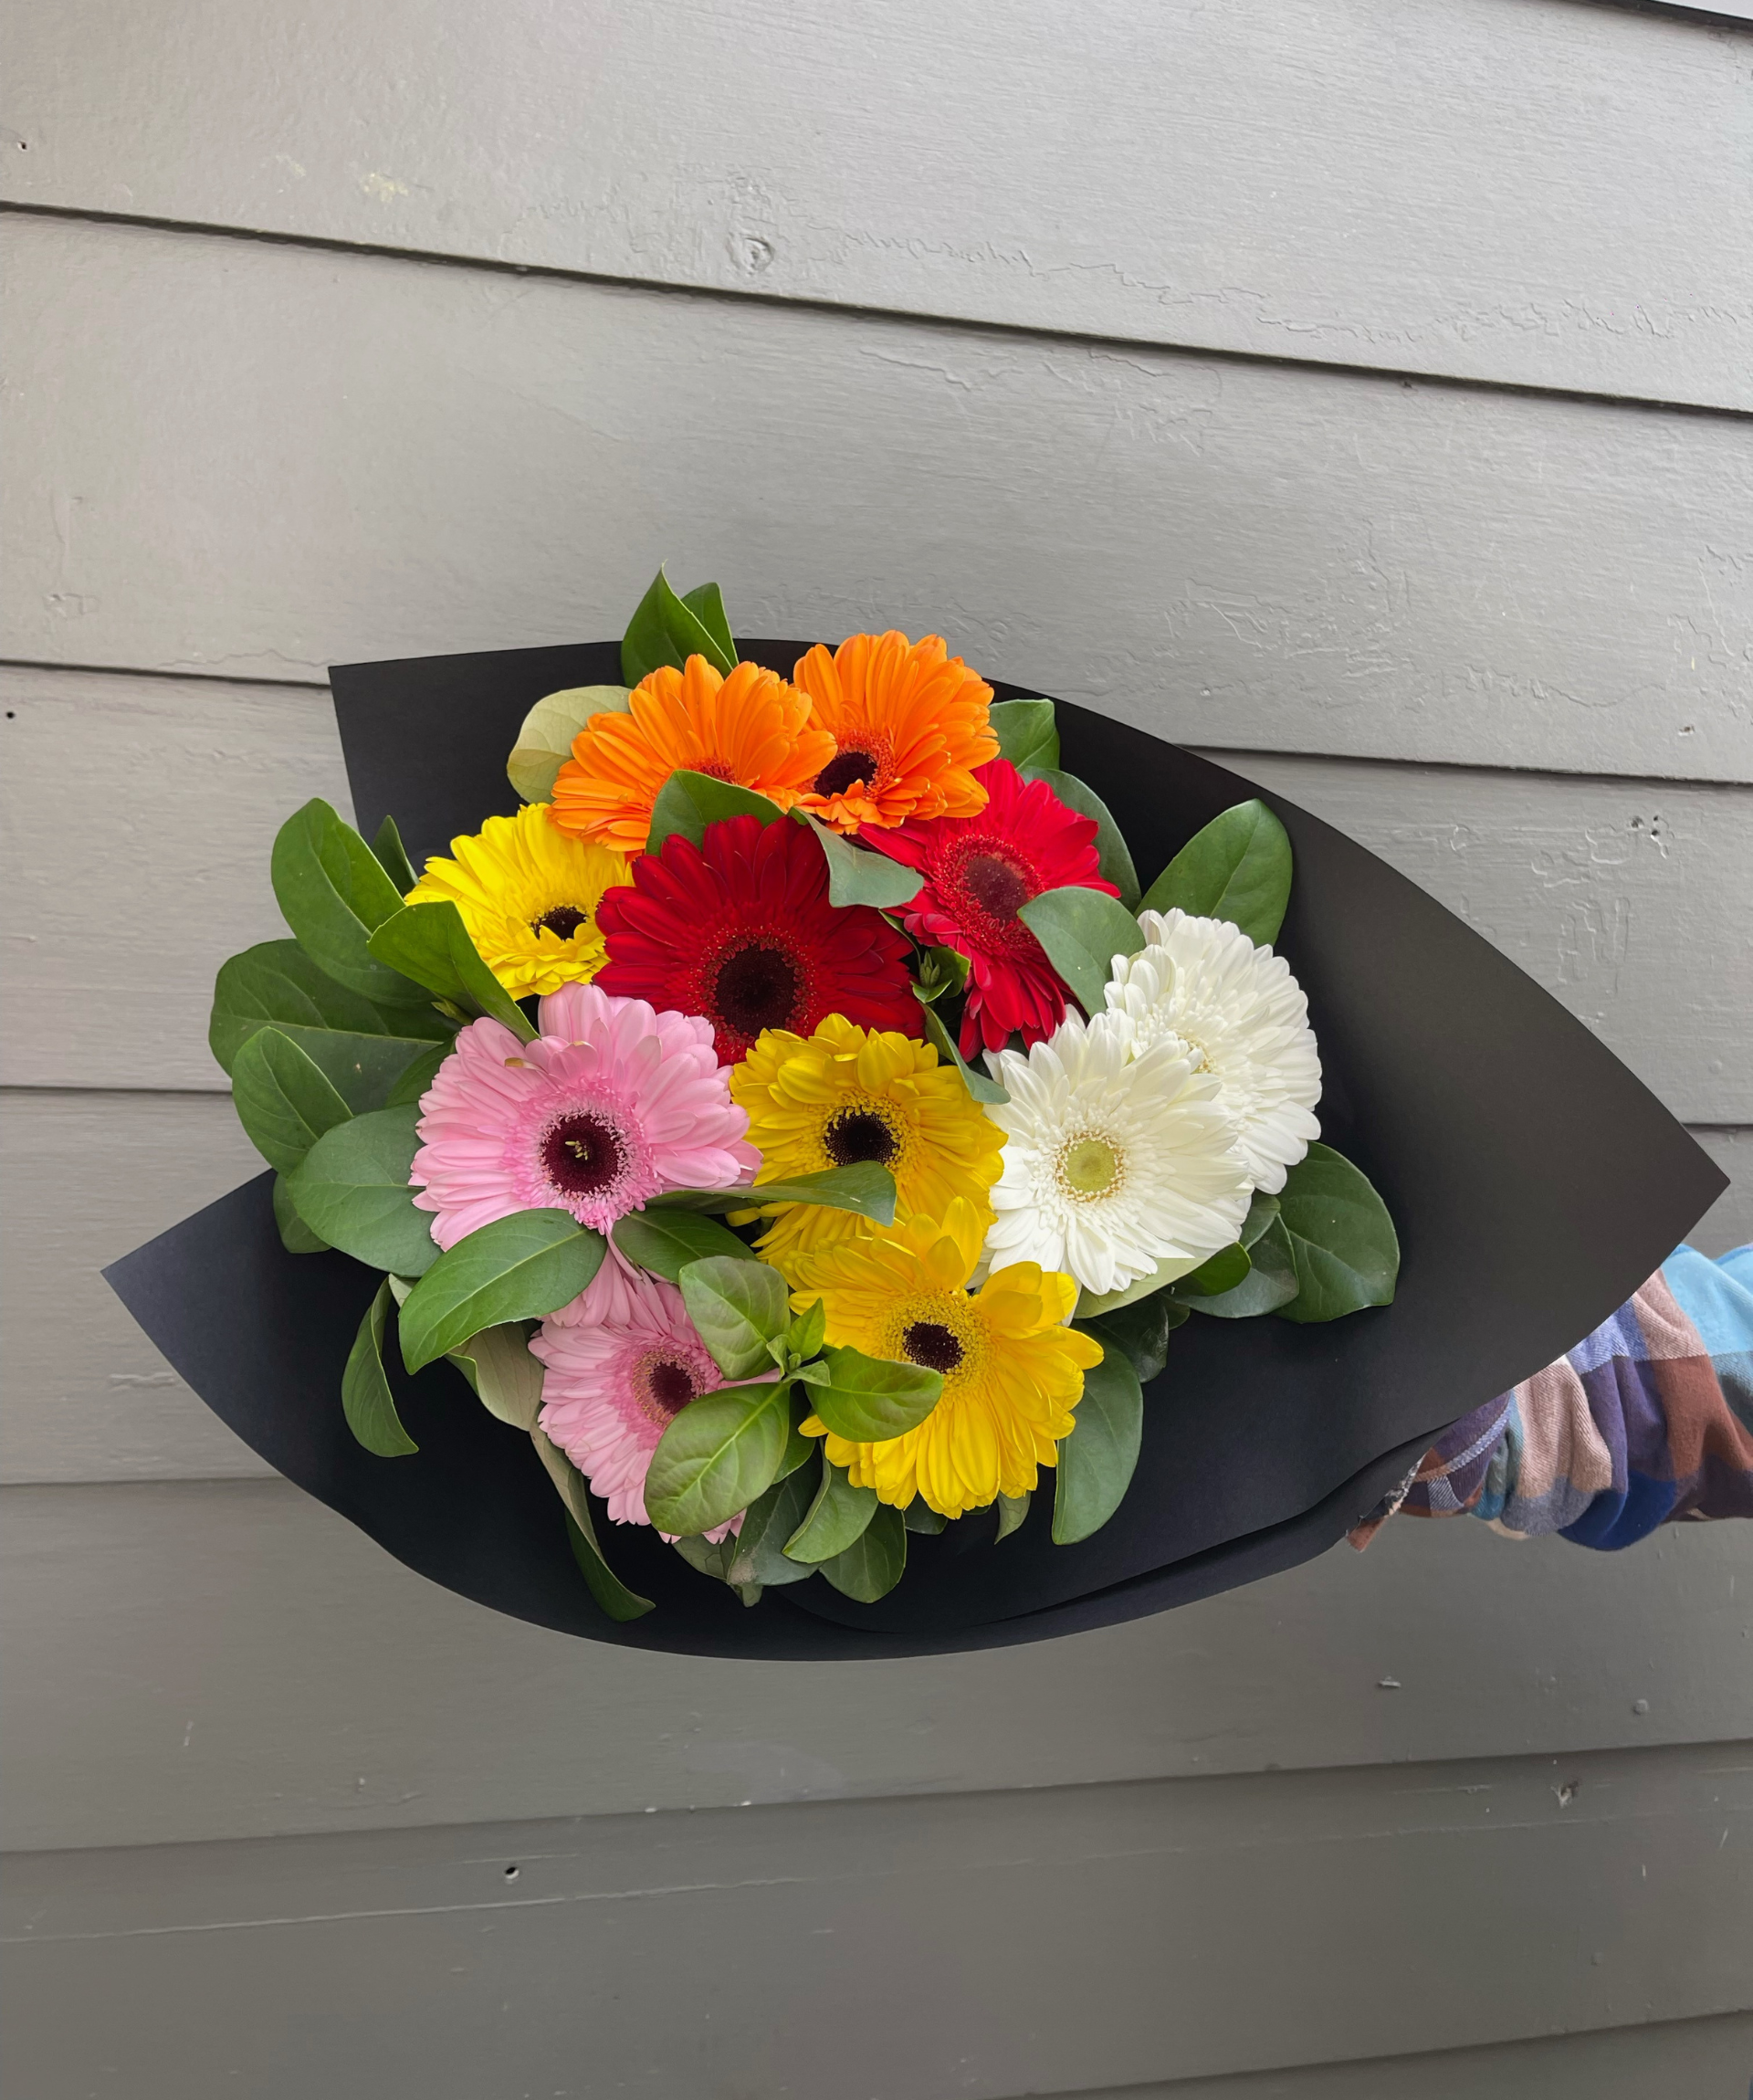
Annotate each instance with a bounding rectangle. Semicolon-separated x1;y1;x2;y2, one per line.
2;2;1749;2094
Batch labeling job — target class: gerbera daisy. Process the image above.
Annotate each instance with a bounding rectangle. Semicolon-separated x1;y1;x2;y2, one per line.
403;803;631;999
788;1198;1102;1519
531;1267;745;1539
549;656;835;856
1104;908;1322;1193
729;1015;1006;1276
982;1006;1253;1298
593;814;922;1064
791;630;998;834
410;981;757;1249
865;759;1118;1057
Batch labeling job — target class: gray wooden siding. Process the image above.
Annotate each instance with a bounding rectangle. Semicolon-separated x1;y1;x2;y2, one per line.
2;1;1749;2092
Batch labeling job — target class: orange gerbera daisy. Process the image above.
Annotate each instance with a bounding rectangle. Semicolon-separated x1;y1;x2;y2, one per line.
792;631;999;834
549;656;835;856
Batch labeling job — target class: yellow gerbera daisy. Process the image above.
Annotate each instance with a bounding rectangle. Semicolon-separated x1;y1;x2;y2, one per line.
404;803;631;999
729;1016;1005;1276
789;1198;1103;1518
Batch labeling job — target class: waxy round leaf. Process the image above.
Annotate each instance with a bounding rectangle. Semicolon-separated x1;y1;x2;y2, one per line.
915;997;1008;1104
993;1491;1032;1541
1023;767;1140;910
793;810;925;909
902;1502;947;1536
1016;886;1145;1016
988;697;1060;772
370;814;418;897
805;1345;943;1444
536;1435;654;1622
646;770;785;856
398;1210;606;1373
448;1321;545;1430
1074;1244;1209;1319
384;1037;452;1109
270;798;421;1003
787;1297;827;1363
723;1465;821;1589
678;1256;790;1379
272;1173;330;1254
612;1208;754;1283
1172;1241;1254;1297
622;567;738;686
1272;1144;1401;1323
819;1502;907;1602
341;1280;418;1456
1139;799;1293;948
230;1027;352;1174
671;1532;732;1580
507;685;631;803
366;900;535;1042
783;1454;878;1563
643;1380;793;1536
1077;1294;1187;1385
1187;1213;1300;1318
656;1162;897;1223
283;1104;441;1278
210;940;452;1111
1052;1342;1144;1545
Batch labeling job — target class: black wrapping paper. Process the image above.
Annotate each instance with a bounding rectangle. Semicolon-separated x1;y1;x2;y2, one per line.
107;640;1727;1657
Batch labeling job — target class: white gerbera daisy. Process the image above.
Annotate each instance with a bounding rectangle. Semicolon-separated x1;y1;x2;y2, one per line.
981;1008;1253;1298
1105;908;1321;1194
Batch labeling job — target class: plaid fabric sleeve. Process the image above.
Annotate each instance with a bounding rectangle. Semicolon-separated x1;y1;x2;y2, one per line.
1348;1244;1753;1551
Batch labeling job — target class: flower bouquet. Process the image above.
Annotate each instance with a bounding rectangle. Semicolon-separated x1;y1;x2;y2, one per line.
108;572;1723;1655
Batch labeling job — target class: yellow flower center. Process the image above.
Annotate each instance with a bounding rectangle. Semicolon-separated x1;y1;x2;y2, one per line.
1060;1135;1122;1199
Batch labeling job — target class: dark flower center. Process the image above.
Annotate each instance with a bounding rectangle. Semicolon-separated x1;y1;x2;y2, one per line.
646;1359;698;1416
714;943;803;1039
960;852;1033;923
813;748;879;798
541;1112;625;1196
532;904;591;940
823;1108;898;1168
902;1320;964;1373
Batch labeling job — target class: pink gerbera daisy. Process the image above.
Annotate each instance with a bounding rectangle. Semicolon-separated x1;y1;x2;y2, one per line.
411;981;758;1249
532;1269;746;1538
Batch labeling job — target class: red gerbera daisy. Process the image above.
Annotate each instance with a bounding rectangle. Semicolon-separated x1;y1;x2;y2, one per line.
594;814;923;1064
865;759;1118;1057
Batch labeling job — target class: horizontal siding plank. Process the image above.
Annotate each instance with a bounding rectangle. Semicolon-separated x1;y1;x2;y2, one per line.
5;1743;1749;2096
3;1478;1749;1851
5;667;1749;1111
5;0;1750;407
5;218;1750;782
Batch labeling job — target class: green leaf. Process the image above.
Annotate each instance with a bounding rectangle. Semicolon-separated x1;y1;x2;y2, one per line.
384;1037;451;1109
1139;799;1293;947
1173;1241;1253;1297
370;814;418;898
671;1532;732;1580
612;1209;755;1283
230;1027;352;1174
1016;886;1145;1016
273;1173;330;1253
994;1491;1032;1541
210;940;452;1112
1023;768;1140;910
1074;1246;1211;1318
341;1280;418;1456
806;1345;942;1443
1186;1214;1299;1318
366;901;536;1042
283;1104;441;1277
775;1388;816;1480
913;944;970;1005
678;1257;791;1379
988;698;1060;771
723;1465;821;1589
902;1502;947;1535
398;1210;606;1372
507;686;631;803
819;1502;907;1601
646;769;785;856
1052;1343;1144;1545
622;567;738;685
787;1297;826;1362
792;810;924;909
916;996;1008;1104
562;1509;656;1622
1077;1296;1186;1385
679;582;737;668
270;798;420;1003
448;1322;544;1429
1271;1144;1400;1323
656;1162;897;1223
644;1381;793;1536
783;1454;878;1563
